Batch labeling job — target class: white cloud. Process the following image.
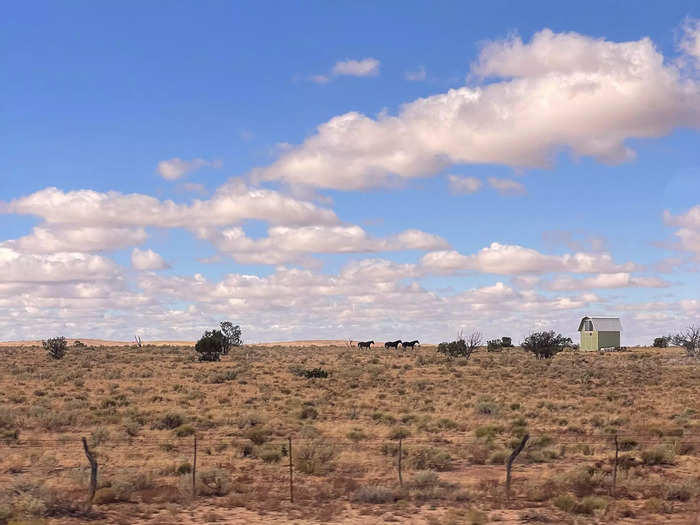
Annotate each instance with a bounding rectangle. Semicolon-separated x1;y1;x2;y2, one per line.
545;273;671;290
405;66;426;81
448;175;482;194
156;158;221;180
257;27;699;190
198;224;449;264
3;181;339;229
664;205;700;258
487;177;526;195
131;248;169;271
0;246;120;283
420;242;638;275
5;226;147;253
332;58;380;77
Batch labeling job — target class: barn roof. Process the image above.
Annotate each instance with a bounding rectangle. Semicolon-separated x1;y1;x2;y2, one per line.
578;316;622;332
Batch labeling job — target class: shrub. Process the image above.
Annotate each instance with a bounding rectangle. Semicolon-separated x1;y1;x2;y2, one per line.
208;369;237;383
501;337;513;347
437;331;482;360
294;440;336;475
408;446;452;471
301;368;329;379
177;462;192;474
653;336;671;348
408;470;441;489
352;485;399;504
671;326;700;357
194;330;226;361
174;424;196;437
641;445;676;466
73;340;86;347
43;337;67;359
521;331;572;359
219;321;243;354
487;339;503;352
158;412;186;430
197;469;232;496
258;445;283;463
299;405;318;420
0;408;19;441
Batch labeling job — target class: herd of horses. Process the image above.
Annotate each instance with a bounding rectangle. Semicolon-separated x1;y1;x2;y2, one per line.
357;340;420;349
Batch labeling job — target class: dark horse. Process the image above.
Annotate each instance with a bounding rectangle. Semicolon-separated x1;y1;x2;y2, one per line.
401;340;420;349
384;340;402;349
357;340;374;349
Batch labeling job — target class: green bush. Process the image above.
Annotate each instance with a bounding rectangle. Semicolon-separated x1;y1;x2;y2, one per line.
522;331;572;359
43;337;67;360
194;330;226;361
487;339;503;352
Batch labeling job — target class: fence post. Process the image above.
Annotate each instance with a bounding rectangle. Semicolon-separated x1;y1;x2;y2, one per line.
192;434;197;498
611;434;619;498
81;437;98;505
288;436;294;503
398;438;403;487
505;433;529;503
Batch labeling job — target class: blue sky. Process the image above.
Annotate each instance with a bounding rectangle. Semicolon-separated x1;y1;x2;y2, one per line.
1;2;699;344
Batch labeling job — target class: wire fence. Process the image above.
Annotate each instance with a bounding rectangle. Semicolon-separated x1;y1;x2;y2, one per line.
2;429;696;506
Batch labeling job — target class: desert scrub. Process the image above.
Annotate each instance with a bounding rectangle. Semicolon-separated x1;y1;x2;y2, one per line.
157;411;186;430
351;485;400;504
641;445;676;466
294;440;336;475
0;407;19;441
408;446;452;471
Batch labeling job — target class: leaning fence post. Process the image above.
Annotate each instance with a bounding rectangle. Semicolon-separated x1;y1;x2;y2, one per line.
398;438;403;487
288;436;294;503
505;433;529;503
192;433;197;498
81;437;98;505
611;434;619;498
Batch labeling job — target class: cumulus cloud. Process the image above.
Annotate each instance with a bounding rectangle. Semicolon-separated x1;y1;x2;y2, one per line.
5;226;147;253
332;58;380;77
156;158;221;180
256;27;699;190
448;175;482;194
679;18;700;66
545;273;671;290
420;242;638;275
3;181;338;229
131;248;169;271
0;246;120;283
664;205;700;258
198;224;449;264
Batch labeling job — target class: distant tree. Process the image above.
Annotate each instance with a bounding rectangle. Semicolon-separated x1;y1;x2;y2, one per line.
501;337;513;347
437;330;482;360
219;321;243;354
195;330;227;362
653;336;671;348
487;339;503;352
671;326;700;358
521;331;572;359
43;337;67;360
73;340;86;348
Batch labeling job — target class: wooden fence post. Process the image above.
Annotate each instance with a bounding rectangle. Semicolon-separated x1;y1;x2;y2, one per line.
398;438;403;487
505;433;529;503
611;434;619;498
81;437;97;505
288;436;294;503
192;434;197;498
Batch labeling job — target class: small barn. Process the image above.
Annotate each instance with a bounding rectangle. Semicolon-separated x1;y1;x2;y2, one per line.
578;316;622;350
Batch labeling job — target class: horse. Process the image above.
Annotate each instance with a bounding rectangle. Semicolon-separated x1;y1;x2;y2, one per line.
357;340;374;349
402;340;420;349
384;340;402;349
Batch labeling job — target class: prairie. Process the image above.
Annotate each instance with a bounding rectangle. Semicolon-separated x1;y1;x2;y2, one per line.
0;343;699;524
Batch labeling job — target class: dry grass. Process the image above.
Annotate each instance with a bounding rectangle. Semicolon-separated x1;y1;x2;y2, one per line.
0;344;699;524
